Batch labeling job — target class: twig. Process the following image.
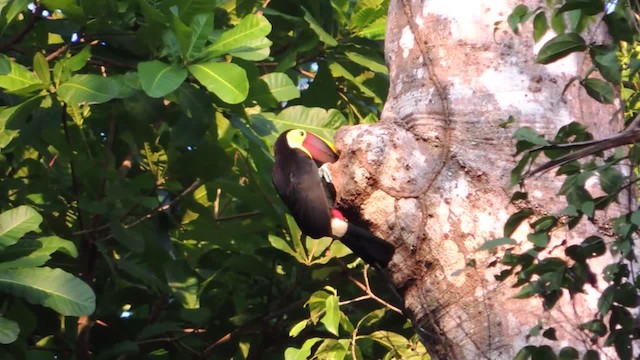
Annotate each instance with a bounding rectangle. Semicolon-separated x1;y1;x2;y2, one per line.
0;6;41;52
203;298;305;355
339;295;371;306
215;210;261;221
347;267;402;314
99;179;203;240
46;44;70;61
256;0;272;15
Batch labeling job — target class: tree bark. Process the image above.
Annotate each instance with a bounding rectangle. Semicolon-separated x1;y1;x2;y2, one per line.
330;0;624;359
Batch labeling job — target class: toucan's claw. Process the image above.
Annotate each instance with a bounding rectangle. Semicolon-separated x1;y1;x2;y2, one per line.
318;163;332;184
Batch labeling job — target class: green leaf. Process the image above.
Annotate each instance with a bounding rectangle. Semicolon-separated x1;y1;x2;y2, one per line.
0;267;95;316
507;4;530;33
321;294;340;336
262;72;300;102
536;33;587;64
171;10;193;60
514;127;549;146
205;14;271;58
268;235;298;258
0;0;30;35
531;216;557;232
477;237;517;251
252;105;345;142
0;316;19;344
138;60;188;98
580;319;607;337
33;53;50;86
164;260;199;309
229;37;272;61
591;46;622;83
504;208;534;237
527;232;549;248
67;46;92;72
57;74;119;104
350;6;385;29
284;338;322;360
357;308;386;329
581;236;605;258
0;236;77;270
614;282;637;307
513;283;537;299
598;285;615;316
188;62;248;104
558;347;579;360
533;11;548;42
367;330;412;350
0;55;41;91
598;166;622;195
289;319;308;337
302;7;338;47
0;95;43;149
357;17;386;40
581;78;615;104
542;327;557;340
110;222;144;253
557;0;604;16
345;51;388;74
186;13;213;60
0;206;42;248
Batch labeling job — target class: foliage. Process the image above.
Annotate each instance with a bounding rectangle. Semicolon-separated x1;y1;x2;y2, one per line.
485;1;640;359
0;0;425;359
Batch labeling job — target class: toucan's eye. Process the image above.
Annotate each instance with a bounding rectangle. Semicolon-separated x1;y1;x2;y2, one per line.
299;131;304;136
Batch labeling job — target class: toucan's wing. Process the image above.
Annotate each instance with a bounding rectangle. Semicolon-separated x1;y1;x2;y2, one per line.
273;152;333;239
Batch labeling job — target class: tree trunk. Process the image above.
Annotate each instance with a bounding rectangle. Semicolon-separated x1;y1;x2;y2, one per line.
330;0;623;358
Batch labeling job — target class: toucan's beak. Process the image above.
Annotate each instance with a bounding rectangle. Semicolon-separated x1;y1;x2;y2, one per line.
302;132;339;164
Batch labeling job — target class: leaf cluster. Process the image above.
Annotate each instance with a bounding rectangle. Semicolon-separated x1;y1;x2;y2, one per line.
484;1;640;359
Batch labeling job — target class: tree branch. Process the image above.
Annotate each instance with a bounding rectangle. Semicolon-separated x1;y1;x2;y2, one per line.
347;266;403;314
0;7;41;52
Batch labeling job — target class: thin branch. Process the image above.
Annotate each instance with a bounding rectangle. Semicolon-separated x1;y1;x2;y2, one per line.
0;7;41;52
347;268;402;314
203;298;306;356
215;210;262;222
339;295;371;306
46;44;70;61
115;179;203;233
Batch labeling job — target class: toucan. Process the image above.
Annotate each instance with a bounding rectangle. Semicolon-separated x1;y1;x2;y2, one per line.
272;129;395;269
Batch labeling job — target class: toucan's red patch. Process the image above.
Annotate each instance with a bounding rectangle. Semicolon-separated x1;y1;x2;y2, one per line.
331;209;345;220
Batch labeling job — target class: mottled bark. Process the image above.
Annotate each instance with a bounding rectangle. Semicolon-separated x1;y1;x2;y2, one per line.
330;0;624;359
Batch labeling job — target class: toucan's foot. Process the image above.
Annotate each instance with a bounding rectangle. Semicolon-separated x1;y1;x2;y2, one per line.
318;163;332;183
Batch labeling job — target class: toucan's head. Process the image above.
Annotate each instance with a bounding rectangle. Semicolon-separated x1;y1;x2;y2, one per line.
274;129;338;165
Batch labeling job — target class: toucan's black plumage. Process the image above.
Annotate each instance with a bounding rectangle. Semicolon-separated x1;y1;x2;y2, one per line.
272;129;394;268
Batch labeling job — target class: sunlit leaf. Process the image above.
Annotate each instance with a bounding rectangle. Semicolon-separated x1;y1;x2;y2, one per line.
57;74;119;104
205;14;271;58
0;206;42;248
0;55;41;91
262;72;300;102
0;267;95;316
536;33;587;64
138;60;188;98
581;78;615;104
188;62;248;104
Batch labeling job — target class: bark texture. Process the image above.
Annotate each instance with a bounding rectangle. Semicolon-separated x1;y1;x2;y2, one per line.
330;1;624;359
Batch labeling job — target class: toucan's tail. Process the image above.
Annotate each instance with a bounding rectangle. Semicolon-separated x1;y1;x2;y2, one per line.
337;221;395;269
